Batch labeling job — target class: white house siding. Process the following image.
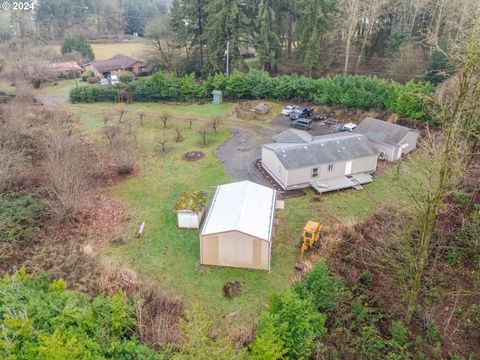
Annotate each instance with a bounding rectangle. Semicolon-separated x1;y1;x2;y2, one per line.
350;155;378;174
396;131;419;157
283;155;378;190
261;147;288;188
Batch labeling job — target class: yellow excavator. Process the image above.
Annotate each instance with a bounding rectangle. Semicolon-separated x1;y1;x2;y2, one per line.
296;221;326;268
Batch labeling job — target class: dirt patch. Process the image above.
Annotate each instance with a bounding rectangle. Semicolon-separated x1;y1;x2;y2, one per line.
183;151;205;161
223;280;243;298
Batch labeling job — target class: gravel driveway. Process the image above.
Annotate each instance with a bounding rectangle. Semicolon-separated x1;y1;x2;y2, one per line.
216;114;332;183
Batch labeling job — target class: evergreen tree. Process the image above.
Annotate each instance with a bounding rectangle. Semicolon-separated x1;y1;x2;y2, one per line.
256;0;281;72
423;49;453;85
61;34;95;61
170;0;209;71
204;0;252;74
295;0;335;76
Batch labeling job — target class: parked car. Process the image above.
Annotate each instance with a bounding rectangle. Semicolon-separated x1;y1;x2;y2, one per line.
291;118;312;130
289;107;313;120
333;122;357;132
110;75;120;85
343;123;357;131
312;113;327;121
98;75;120;86
281;105;297;116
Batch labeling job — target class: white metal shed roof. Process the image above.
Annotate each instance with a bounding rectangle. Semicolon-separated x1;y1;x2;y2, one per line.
201;181;276;242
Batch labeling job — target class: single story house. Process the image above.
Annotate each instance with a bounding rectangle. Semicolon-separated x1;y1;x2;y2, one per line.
262;130;379;193
46;61;82;78
354;117;419;161
86;54;146;78
200;181;276;271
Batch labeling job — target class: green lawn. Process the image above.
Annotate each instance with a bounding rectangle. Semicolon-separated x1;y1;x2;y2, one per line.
75;103;314;326
53;42;147;60
73;101;412;327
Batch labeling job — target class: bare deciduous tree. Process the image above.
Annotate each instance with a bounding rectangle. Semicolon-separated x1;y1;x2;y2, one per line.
104;125;136;175
174;127;184;142
139;111;147;126
42;109;93;221
160;112;171;129
157;130;169;153
198;126;209;145
208;116;223;134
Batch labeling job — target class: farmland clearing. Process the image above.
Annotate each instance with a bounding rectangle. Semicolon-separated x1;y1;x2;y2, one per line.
71;99;414;327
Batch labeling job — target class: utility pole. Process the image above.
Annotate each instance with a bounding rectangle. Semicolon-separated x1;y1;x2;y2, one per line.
225;40;230;76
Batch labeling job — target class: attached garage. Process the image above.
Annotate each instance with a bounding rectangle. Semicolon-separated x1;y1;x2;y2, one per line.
200;181;277;271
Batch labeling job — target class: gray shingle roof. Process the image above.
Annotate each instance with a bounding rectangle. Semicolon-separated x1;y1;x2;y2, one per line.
273;129;313;143
89;54;144;74
263;132;379;169
355;117;417;146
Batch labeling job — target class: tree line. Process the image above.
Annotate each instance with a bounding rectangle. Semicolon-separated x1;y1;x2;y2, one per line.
145;0;479;80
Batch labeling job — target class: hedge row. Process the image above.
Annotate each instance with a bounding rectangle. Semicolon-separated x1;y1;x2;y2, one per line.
70;71;434;121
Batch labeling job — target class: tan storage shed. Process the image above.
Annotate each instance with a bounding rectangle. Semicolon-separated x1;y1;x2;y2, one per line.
200;181;276;271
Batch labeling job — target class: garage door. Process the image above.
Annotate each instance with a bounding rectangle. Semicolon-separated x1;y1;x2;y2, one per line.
218;232;253;267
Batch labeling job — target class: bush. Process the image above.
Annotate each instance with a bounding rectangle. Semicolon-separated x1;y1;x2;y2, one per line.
69;70;434;121
87;76;99;84
0;192;42;242
293;261;347;313
0;269;161;359
81;70;93;81
119;71;134;83
250;289;326;360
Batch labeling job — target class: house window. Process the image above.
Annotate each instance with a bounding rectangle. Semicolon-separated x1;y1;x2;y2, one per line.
328;164;334;172
311;168;318;177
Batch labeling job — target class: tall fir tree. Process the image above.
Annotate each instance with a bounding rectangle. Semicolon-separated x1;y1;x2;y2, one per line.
204;0;252;74
256;0;281;72
295;0;335;75
170;0;208;71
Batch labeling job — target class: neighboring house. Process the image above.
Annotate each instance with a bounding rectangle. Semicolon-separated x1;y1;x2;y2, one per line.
46;61;82;78
262;130;379;193
200;181;277;271
355;117;419;161
86;54;146;78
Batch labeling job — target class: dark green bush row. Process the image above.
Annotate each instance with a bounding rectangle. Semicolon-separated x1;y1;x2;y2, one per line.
0;269;162;359
70;71;434;120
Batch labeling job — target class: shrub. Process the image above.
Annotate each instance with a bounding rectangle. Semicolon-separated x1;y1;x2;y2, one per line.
251;290;326;360
119;71;134;83
0;269;161;359
0;192;42;242
293;261;347;313
360;270;373;285
86;76;99;84
81;70;93;81
69;71;434;121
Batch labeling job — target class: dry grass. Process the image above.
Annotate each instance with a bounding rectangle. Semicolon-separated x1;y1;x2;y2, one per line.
99;264;184;347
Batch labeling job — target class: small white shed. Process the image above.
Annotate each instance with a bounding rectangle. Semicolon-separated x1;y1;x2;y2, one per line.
200;181;276;271
175;191;207;229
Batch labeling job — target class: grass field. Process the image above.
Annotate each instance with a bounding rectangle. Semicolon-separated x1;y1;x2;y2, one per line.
75;102;318;326
53;42;147;60
72;100;413;327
